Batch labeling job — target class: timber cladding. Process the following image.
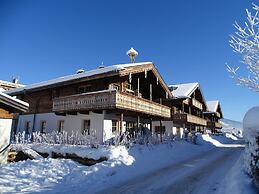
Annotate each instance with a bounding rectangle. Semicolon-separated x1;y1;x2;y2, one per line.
0;108;13;119
19;76;121;114
14;63;172;118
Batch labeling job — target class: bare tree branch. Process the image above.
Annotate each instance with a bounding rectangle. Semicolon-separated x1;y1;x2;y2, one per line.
228;4;259;92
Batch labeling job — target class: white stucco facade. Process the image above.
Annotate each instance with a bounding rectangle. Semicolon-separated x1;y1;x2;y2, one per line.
17;112;138;143
152;121;184;138
0;119;12;164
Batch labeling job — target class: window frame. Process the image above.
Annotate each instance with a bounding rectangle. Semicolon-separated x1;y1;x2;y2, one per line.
58;120;65;133
25;121;31;134
40;121;47;133
112;120;118;133
82;119;91;135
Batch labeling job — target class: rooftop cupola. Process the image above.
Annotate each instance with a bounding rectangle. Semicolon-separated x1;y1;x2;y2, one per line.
126;47;138;63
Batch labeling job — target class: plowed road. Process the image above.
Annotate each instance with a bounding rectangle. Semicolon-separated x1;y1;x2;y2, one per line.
96;147;244;194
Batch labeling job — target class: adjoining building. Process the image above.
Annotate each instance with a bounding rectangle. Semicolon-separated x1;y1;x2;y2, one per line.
0;92;29;163
204;100;223;134
152;82;209;137
5;62;172;143
0;79;24;91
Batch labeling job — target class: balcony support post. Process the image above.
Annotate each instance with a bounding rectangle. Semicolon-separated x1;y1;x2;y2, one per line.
150;117;152;133
159;119;163;142
137;77;139;97
120;112;124;135
137;115;140;129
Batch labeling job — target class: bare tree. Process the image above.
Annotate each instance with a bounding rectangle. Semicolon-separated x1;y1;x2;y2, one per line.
227;4;259;92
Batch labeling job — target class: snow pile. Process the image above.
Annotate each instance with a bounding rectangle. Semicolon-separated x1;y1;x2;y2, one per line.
108;146;134;165
0;141;211;193
0;135;249;193
0;158;79;193
226;133;239;140
218;154;257;194
243;106;259;187
198;134;244;148
15;143;133;162
10;144;43;160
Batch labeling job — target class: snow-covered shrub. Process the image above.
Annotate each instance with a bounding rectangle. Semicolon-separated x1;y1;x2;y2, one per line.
243;106;259;188
14;130;99;146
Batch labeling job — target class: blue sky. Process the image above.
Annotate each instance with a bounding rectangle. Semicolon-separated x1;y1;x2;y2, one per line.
0;0;257;121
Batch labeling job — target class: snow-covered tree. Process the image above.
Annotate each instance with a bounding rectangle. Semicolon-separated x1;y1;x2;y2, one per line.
243;107;259;188
227;4;259;92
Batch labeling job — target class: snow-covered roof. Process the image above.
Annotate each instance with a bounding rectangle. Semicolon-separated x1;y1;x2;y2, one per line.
5;62;152;95
0;91;29;112
168;82;199;98
0;79;25;88
206;100;219;113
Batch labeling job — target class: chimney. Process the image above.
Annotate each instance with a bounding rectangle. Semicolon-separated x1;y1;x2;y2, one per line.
76;69;85;74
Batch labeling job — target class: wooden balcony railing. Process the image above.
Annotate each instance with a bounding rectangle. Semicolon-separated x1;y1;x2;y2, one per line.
191;99;203;110
172;113;207;126
207;121;222;129
52;90;171;118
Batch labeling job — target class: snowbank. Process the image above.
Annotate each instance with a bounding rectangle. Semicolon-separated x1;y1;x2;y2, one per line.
197;133;244;148
0;141;210;193
0;135;247;193
243;106;259;139
10;144;43;160
218;154;257;194
226;133;238;140
12;143;134;162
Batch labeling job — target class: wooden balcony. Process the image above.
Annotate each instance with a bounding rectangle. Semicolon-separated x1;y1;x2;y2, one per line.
172;113;207;126
207;121;222;129
191;99;203;110
52;90;171;118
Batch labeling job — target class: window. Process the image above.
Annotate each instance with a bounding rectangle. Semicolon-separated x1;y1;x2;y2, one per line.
112;120;118;133
40;121;46;133
52;89;60;99
126;122;134;131
58;120;64;133
25;121;31;134
82;120;90;135
155;126;165;134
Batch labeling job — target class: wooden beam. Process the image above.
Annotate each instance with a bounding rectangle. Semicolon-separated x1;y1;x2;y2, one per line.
150;84;152;101
137;77;140;97
137;115;140;129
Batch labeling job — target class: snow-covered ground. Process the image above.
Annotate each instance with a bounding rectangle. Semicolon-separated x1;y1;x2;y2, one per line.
220;118;243;137
0;133;256;194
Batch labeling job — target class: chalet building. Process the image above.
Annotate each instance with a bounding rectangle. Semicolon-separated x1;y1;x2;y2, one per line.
152;83;208;137
0;92;28;163
5;61;172;143
204;101;223;134
0;79;24;91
